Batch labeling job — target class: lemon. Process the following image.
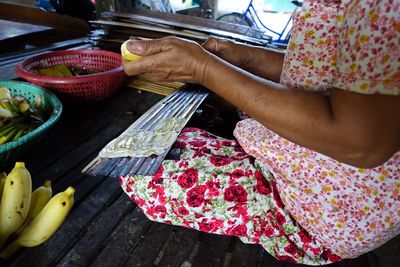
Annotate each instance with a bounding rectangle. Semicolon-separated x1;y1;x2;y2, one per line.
121;40;142;62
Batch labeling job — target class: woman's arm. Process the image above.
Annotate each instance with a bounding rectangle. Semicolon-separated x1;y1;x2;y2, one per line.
123;37;400;168
201;54;400;168
202;37;285;83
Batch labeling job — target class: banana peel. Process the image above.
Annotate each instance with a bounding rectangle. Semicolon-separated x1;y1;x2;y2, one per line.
0;87;47;145
37;64;73;77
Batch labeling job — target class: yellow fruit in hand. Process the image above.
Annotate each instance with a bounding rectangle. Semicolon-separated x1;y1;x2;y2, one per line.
121;40;142;62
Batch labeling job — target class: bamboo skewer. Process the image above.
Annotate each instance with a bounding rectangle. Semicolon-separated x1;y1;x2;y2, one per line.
137;76;184;89
82;87;209;177
126;76;185;96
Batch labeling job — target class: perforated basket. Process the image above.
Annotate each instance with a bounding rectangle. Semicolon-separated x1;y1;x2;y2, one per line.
16;49;126;102
0;81;62;168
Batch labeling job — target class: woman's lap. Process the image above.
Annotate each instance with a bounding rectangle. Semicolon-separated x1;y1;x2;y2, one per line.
119;128;341;265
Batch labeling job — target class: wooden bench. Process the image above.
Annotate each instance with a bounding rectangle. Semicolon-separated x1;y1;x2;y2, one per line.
0;85;397;266
0;37;398;267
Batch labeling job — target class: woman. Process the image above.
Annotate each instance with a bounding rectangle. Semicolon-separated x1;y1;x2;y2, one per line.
121;0;399;265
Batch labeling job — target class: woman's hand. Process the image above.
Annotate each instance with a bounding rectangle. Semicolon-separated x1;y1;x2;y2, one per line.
202;37;251;69
122;37;212;84
202;37;285;82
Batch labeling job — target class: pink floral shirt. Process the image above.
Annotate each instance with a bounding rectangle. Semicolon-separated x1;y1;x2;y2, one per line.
234;0;400;259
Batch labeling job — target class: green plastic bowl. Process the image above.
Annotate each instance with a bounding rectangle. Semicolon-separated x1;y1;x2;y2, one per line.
0;81;63;166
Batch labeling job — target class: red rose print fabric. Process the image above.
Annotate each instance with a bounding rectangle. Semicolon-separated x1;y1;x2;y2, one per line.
120;128;341;265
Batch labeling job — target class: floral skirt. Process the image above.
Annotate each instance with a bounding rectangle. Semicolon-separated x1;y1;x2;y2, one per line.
119;128;341;265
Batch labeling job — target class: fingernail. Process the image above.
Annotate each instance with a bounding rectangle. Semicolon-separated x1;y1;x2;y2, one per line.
127;41;143;53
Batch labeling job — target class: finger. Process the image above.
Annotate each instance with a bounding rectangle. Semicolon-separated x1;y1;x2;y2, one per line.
202;37;219;53
122;52;167;77
126;38;170;57
121;58;148;76
201;36;215;46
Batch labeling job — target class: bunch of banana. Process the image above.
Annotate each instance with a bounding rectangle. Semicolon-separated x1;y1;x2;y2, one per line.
0;162;75;259
0;187;75;259
0;86;45;145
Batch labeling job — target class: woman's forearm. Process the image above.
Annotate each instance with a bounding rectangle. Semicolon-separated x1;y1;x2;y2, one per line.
201;55;336;151
200;55;400;168
239;46;285;83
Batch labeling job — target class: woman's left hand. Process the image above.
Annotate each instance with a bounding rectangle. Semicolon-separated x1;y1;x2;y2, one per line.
122;37;211;84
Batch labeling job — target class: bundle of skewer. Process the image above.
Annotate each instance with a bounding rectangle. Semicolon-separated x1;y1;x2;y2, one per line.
82;86;209;177
126;75;184;96
88;8;272;51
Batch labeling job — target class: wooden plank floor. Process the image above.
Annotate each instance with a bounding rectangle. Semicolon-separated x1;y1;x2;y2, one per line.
0;87;399;267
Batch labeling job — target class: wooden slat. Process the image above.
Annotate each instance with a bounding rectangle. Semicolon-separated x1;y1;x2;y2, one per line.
0;19;52;41
227;240;260;267
370;236;400;267
122;223;176;266
341;254;370;267
89;207;152;267
259;249;284;267
190;233;233;267
0;38;88;66
154;228;200;267
0;2;90;41
56;194;136;267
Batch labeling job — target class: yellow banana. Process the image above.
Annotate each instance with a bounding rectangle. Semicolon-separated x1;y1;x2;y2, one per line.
14;180;52;236
0;186;75;259
27;180;53;220
0;162;32;249
0;172;6;201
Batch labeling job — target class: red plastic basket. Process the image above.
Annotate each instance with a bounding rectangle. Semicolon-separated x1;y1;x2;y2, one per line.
16;49;126;102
